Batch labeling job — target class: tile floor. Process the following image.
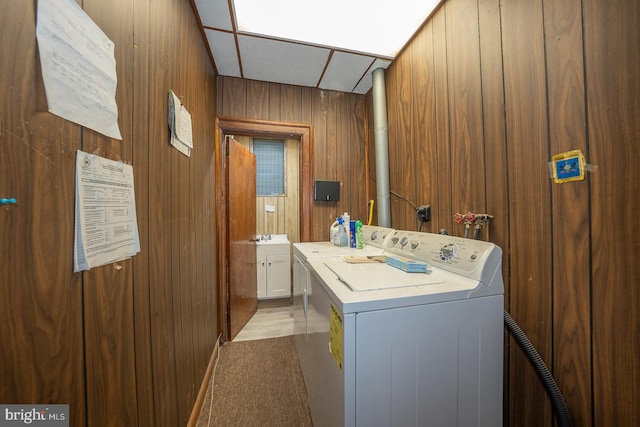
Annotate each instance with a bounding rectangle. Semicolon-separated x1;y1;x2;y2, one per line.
233;304;294;342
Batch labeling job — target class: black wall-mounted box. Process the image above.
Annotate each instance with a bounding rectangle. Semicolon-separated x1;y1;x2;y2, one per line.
314;180;340;201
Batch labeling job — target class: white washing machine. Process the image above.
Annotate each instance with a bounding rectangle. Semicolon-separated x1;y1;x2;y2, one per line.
292;226;396;339
293;229;504;427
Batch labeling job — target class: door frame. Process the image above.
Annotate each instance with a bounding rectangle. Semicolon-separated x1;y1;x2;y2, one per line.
215;117;313;342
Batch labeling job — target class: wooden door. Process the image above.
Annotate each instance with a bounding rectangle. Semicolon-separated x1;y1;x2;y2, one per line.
227;137;257;340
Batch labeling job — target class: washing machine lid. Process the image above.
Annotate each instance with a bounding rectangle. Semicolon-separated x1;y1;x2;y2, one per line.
307;257;488;313
293;241;386;261
323;260;444;291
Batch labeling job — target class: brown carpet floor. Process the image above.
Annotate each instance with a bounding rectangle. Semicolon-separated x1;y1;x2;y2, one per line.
197;336;313;427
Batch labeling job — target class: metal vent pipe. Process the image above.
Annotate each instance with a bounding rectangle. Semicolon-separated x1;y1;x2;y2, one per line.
372;68;391;227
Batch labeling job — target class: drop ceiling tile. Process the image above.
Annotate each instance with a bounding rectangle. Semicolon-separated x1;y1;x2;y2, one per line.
238;35;330;87
204;29;241;77
319;51;375;92
353;58;392;94
194;0;233;30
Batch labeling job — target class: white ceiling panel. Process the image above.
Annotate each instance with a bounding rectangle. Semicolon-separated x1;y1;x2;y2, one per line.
204;29;241;77
353;59;393;94
194;0;233;30
238;35;331;87
192;1;441;94
319;52;375;93
233;0;441;58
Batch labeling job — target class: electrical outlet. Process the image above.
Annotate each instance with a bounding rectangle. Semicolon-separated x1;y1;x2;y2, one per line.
416;205;431;223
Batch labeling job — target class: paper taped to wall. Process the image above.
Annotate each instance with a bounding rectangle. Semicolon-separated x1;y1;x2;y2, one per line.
74;151;140;272
36;0;122;139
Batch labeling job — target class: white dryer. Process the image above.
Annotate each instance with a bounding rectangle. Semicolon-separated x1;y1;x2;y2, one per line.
293;230;504;427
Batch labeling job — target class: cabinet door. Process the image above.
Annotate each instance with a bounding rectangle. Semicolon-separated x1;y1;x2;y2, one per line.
266;254;291;297
256;255;267;299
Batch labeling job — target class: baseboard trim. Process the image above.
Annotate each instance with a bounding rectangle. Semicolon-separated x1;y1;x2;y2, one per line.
187;334;222;427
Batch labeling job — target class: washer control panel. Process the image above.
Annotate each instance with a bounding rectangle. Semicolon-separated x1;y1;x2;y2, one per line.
361;225;396;248
384;230;501;281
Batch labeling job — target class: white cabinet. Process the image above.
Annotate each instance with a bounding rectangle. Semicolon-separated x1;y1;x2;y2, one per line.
256;235;291;299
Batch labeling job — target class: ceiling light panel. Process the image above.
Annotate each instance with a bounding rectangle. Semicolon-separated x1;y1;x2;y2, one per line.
319;52;375;92
233;0;441;57
238;35;331;87
204;29;241;77
195;0;234;30
353;58;392;94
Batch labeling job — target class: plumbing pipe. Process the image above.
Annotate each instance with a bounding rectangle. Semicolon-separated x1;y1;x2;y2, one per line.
372;68;391;227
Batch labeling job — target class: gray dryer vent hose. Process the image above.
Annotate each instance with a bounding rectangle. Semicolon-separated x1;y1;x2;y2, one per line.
504;309;574;427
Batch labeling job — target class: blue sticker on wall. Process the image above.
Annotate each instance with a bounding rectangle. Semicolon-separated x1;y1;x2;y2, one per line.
551;150;585;183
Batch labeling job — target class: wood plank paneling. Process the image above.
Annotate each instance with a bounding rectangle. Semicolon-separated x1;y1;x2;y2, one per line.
544;1;591;426
502;0;554;425
312;89;333;238
348;94;367;221
376;0;640;426
285;138;301;242
221;77;247;118
394;42;415;229
269;83;282;122
324;91;338;190
385;57;400;227
477;0;508;255
1;0;219;426
190;37;217;388
411;22;438;234
82;0;138;423
200;59;218;373
584;1;640;426
246;80;270;121
0;1;86;424
148;0;180;424
431;8;453;234
132;0;155;421
281;84;302;123
445;0;485;216
336;92;350;221
173;1;198;421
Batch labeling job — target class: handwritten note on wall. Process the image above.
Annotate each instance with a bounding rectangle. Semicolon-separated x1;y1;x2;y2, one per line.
36;0;122;139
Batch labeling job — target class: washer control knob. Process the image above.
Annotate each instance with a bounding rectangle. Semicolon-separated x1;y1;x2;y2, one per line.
439;243;457;261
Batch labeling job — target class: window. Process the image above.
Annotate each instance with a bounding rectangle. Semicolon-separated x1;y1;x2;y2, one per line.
253;139;285;196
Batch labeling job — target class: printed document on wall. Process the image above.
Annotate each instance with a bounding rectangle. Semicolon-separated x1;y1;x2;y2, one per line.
168;90;193;157
36;0;122;140
74;151;140;272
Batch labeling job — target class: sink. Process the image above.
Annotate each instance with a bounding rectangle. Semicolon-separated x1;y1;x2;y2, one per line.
257;234;289;244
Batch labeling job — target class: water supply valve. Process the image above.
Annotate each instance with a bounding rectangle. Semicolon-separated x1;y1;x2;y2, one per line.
454;212;493;239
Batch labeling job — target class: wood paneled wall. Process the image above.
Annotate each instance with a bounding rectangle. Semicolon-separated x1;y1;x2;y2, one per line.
217;77;368;241
0;1;218;425
368;0;640;426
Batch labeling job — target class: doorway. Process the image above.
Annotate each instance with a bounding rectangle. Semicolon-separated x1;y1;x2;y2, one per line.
216;117;313;342
234;136;301;243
